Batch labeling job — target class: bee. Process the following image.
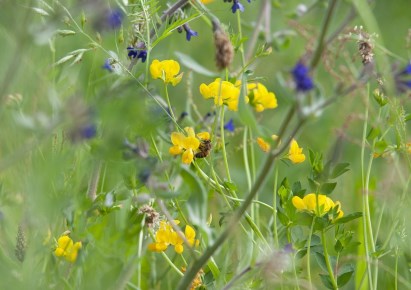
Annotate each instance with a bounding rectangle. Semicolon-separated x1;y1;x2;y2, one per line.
195;139;212;158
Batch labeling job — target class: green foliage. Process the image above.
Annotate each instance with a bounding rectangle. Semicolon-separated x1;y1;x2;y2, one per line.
1;0;411;289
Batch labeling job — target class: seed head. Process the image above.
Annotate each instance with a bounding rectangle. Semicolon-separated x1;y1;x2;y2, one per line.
212;20;234;70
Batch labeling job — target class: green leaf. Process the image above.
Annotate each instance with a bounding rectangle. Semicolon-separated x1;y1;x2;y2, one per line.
374;139;388;154
367;127;380;140
307;178;319;192
334;212;363;224
337;264;355;287
174;52;217;77
320;182;337;195
223;180;238;192
331;163;350;179
315;252;328;273
319;274;335;289
335;240;343;253
295;212;314;227
277;208;290;226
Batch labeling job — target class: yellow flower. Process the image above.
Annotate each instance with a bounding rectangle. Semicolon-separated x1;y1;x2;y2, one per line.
256;135;279;153
200;0;214;4
288;139;305;164
182;267;204;290
292;193;344;218
169;127;210;164
199;78;240;111
148;220;200;254
150;59;183;86
236;81;278;112
257;137;270;152
54;235;82;263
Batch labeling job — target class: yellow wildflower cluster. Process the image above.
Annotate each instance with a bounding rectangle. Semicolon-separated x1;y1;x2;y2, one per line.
54;235;82;263
237;81;278;112
292;193;344;219
169;127;210;164
150;59;183;86
199;79;277;112
148;220;200;254
199;78;240;111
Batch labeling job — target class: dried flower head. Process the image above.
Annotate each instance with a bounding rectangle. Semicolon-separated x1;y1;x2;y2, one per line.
212;20;234;70
138;205;159;228
356;27;374;65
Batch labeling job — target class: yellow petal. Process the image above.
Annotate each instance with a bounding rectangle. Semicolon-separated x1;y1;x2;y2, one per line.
185;225;196;241
289;153;306;164
183;137;200;150
197;132;210;140
175;244;184;254
199;84;213;99
171;73;183;86
150;59;161;79
54;248;65;257
291;196;306;210
302;193;317;212
182;149;194;164
171;132;185;146
257;137;270;153
184;127;196;137
169;145;183;155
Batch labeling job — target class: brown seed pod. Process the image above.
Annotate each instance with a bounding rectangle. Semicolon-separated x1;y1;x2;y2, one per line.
212;20;234;70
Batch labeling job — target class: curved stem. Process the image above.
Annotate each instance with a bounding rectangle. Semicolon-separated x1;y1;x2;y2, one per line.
310;0;338;70
360;85;374;290
220;105;231;182
243;127;252;191
307;217;316;288
321;229;338;290
164;85;176;124
236;10;246;68
272;165;279;248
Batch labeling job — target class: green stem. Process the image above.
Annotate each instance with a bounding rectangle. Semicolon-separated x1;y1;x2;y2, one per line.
164;85;176;124
243;127;252;191
360;86;374;290
220;105;231;182
394;247;399;290
236;10;246;67
272;165;279;248
136;229;144;289
307;217;316;288
310;0;338;70
321;230;338;290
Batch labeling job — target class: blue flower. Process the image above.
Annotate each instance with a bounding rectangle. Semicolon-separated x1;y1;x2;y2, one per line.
401;62;411;75
102;59;113;72
231;0;244;13
127;47;147;62
292;62;314;92
81;124;97;139
224;118;235;132
183;24;198;41
107;9;123;29
127;46;138;58
403;80;411;89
